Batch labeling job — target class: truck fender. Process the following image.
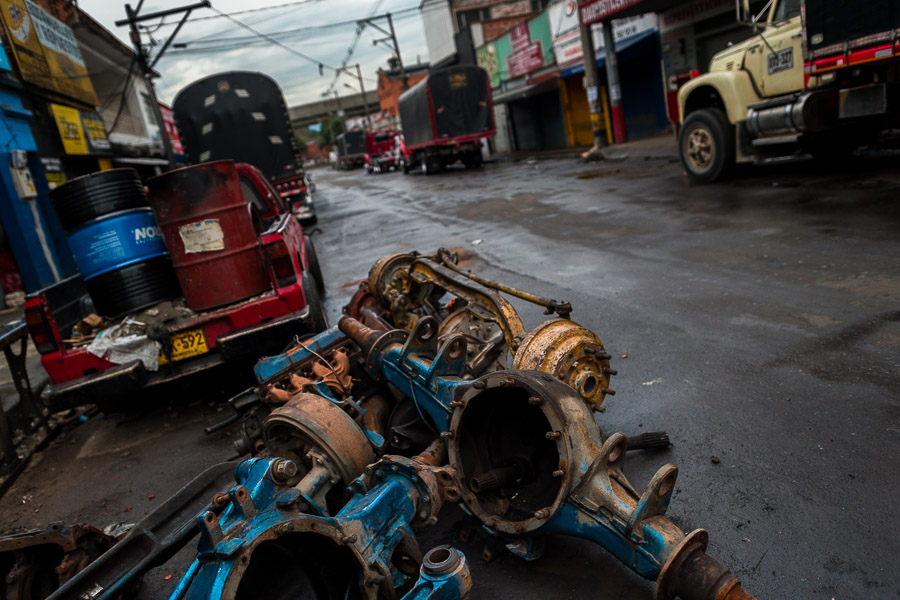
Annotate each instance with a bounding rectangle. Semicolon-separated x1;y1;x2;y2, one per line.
677;70;761;126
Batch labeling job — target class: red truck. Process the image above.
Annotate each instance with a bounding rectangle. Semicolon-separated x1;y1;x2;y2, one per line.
24;163;327;411
364;129;400;174
398;65;495;175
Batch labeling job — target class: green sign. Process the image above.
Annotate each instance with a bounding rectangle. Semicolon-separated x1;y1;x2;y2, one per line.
476;11;553;88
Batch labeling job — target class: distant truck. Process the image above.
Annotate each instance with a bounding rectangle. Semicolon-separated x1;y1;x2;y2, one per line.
335;130;367;170
365;129;400;173
677;0;900;182
173;72;317;224
25;163;326;412
398;65;496;175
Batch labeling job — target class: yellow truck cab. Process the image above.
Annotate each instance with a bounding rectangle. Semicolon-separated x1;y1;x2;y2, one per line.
677;0;900;182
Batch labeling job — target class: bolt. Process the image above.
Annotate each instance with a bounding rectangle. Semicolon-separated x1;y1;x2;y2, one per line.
278;522;295;535
418;510;428;520
473;380;486;389
340;534;358;544
212;493;229;507
534;509;550;519
426;516;438;526
545;431;561;440
602;388;616;396
502;376;516;386
450;400;464;408
364;466;374;475
604;368;618;376
527;396;543;406
440;431;454;440
365;575;387;587
552;469;565;478
271;459;298;483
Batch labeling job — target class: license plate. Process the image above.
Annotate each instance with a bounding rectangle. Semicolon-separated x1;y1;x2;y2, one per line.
160;329;208;364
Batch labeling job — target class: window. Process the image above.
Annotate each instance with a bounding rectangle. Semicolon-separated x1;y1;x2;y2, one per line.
240;177;269;214
774;0;801;22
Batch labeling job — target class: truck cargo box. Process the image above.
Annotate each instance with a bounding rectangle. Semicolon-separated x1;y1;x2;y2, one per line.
398;65;494;149
804;0;900;58
173;72;302;182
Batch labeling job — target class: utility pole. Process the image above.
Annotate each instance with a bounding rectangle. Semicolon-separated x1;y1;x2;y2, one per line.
359;12;407;90
600;22;626;144
577;5;606;150
116;1;210;170
354;64;371;129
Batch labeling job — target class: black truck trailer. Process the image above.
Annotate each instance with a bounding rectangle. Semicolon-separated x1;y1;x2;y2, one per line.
398;65;496;175
173;71;316;224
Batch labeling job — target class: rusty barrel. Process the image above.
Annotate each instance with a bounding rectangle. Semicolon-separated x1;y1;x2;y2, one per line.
146;161;269;311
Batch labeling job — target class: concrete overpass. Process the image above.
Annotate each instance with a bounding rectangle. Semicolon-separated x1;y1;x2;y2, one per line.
289;90;380;129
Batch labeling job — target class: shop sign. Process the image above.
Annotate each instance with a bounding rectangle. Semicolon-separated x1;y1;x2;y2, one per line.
579;0;643;25
490;0;530;19
550;4;657;68
506;23;544;79
482;16;527;39
159;104;185;156
0;0;98;105
40;156;66;189
49;103;111;155
659;0;732;33
477;11;552;87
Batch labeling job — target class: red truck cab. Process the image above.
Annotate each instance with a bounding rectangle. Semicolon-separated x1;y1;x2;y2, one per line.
24;163;326;411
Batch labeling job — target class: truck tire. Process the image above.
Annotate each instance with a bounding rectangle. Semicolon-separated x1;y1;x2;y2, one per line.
420;152;431;175
680;108;734;183
401;158;409;174
302;272;328;333
304;236;325;296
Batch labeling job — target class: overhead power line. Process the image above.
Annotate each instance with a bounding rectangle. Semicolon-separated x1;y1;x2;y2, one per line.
209;6;337;71
155;0;325;26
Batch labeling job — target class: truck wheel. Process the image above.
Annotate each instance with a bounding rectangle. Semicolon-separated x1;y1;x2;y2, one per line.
302;272;328;333
680;108;734;183
420;153;430;175
304;236;325;296
400;159;409;174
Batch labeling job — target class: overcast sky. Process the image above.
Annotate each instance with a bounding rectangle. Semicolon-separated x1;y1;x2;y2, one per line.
77;0;430;108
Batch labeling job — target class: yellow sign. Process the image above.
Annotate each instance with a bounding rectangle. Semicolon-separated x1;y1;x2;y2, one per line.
0;0;98;106
49;103;111;155
50;103;87;154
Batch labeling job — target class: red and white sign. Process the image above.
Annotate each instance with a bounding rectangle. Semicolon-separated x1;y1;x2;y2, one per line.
159;104;184;156
579;0;643;25
505;23;545;79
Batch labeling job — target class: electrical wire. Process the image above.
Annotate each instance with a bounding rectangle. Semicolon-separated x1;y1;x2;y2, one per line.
108;57;137;132
154;0;326;26
208;6;337;72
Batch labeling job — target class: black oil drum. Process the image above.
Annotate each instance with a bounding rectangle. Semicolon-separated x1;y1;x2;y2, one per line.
50;169;181;318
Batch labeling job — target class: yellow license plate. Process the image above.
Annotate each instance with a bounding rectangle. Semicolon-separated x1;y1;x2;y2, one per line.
160;329;208;364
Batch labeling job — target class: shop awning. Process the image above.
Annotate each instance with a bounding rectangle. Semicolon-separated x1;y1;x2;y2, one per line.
559;28;658;78
492;70;560;105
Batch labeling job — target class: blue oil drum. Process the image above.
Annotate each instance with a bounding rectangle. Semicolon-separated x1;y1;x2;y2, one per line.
50;169;181;317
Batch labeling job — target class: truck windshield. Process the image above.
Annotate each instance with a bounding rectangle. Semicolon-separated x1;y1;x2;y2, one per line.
774;0;801;21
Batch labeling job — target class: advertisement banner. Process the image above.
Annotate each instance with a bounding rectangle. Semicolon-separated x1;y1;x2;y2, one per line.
477;11;552;86
482;16;527;40
50;103;111;155
0;0;98;105
579;0;643;25
490;0;530;19
550;4;658;68
159;104;185;156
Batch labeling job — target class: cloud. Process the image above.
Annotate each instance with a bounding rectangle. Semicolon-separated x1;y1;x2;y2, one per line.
77;0;430;107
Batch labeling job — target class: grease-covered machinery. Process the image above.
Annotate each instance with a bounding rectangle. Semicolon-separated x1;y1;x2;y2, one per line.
210;249;753;599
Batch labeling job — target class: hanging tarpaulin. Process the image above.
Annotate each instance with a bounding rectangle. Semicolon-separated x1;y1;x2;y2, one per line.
0;0;98;105
49;103;112;155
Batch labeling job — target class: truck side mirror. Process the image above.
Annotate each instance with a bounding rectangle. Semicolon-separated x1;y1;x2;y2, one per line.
735;0;753;24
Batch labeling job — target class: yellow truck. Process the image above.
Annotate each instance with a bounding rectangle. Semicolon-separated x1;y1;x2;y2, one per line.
677;0;900;182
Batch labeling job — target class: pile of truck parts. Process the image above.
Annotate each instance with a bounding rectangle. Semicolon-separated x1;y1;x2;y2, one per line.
34;249;753;600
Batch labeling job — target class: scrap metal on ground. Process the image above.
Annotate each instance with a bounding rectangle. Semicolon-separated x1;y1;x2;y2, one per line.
19;249;752;599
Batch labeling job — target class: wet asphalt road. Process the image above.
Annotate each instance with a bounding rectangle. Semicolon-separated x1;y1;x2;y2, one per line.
1;145;897;599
